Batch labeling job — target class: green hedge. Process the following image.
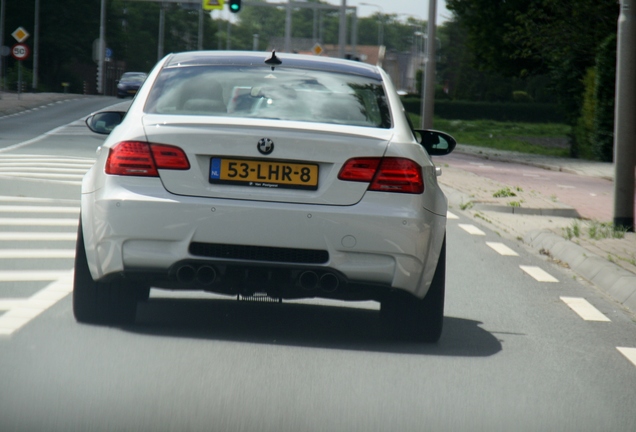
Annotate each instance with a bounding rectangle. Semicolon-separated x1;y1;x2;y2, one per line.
401;98;566;123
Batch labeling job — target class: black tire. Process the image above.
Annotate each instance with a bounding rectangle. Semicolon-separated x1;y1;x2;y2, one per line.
73;220;137;325
381;235;446;343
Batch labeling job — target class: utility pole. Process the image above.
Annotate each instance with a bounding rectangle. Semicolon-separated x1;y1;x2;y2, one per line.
32;0;39;90
420;0;436;129
613;0;636;231
338;0;346;58
98;0;106;94
0;0;4;92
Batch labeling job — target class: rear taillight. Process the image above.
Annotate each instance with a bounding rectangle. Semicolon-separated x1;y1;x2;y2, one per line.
338;157;424;194
105;141;190;177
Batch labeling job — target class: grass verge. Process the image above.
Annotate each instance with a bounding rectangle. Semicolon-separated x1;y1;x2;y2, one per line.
409;114;571;157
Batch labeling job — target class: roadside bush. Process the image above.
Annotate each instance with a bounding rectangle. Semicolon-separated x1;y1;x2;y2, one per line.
572;67;597;159
592;34;616;162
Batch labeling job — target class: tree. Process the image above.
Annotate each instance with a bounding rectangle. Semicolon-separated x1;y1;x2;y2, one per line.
447;0;619;156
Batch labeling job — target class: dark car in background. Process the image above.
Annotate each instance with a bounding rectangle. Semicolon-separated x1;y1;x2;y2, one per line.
116;72;147;98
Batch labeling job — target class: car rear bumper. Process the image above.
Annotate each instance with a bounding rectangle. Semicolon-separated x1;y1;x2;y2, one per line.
81;176;446;299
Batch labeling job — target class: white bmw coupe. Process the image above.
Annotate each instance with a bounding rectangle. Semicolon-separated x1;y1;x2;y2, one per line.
76;51;456;342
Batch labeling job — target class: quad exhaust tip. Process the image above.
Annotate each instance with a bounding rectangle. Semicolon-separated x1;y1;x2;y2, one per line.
299;271;340;292
176;265;217;285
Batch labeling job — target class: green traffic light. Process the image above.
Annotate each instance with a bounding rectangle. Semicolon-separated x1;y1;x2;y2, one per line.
229;0;241;13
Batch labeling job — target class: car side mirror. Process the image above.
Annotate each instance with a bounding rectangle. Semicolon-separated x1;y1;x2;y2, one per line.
85;111;126;135
414;129;457;156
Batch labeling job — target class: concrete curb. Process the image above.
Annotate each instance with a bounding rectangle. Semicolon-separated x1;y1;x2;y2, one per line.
472;203;580;218
524;229;636;314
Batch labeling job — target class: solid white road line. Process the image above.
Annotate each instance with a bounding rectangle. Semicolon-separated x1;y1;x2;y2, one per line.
0;270;71;281
520;265;559;282
0;249;75;259
560;296;611;322
0;270;73;336
0;205;79;213
459;224;486;236
617;347;636;368
0;218;78;226
486;242;519;256
0;232;76;241
447;211;459;220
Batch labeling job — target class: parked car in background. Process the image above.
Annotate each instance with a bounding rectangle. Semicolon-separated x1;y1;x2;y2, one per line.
116;72;147;98
78;51;456;342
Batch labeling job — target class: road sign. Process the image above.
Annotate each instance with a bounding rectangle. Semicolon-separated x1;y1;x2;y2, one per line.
11;44;30;61
312;44;324;56
12;27;30;43
202;0;224;10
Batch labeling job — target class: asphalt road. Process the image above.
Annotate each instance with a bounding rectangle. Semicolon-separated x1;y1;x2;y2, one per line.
0;102;635;432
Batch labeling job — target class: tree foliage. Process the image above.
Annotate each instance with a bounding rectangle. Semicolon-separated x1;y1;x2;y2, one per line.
446;0;619;156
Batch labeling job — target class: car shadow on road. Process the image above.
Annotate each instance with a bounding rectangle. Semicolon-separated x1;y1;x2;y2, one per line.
123;297;501;357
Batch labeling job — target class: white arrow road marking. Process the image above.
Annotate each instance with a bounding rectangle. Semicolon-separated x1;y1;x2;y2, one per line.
617;347;636;368
520;265;559;282
459;224;486;236
560;296;611;322
0;270;73;336
486;242;519;256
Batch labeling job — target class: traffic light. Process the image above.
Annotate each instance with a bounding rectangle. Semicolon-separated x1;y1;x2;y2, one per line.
228;0;241;13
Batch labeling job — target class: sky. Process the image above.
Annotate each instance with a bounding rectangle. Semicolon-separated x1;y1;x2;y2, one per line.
346;0;451;24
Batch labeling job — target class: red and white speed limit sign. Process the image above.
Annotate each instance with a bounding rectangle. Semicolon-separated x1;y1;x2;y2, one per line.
11;43;30;61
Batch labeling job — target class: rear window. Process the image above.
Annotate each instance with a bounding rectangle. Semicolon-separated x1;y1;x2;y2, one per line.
144;65;392;129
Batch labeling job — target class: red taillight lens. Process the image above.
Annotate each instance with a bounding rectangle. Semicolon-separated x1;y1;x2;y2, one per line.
339;157;424;194
338;158;381;182
105;141;189;177
151;144;191;170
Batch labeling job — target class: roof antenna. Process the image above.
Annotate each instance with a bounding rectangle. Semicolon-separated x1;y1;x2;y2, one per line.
264;50;282;71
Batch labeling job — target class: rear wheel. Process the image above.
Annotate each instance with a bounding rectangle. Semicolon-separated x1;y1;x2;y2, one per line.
73;220;137;325
381;235;445;342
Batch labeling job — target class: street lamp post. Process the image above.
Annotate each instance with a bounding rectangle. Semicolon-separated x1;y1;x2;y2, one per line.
421;0;436;129
359;2;384;47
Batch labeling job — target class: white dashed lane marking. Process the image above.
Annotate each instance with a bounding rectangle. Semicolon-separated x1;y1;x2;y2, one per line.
458;224;486;236
520;265;559;283
560;296;611;322
486;242;519;256
617;347;636;368
447;211;459;220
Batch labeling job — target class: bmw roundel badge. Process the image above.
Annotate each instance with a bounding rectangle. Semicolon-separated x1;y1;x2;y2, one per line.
257;138;274;155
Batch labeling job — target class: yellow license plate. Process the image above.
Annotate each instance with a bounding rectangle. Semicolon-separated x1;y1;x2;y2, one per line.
210;158;319;190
